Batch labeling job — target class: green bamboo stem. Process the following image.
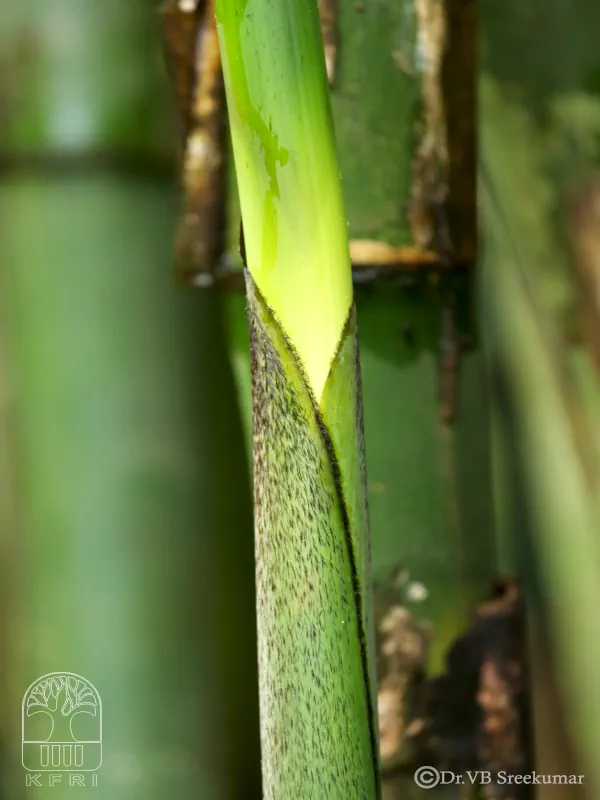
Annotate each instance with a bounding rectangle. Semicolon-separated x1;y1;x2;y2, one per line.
0;2;260;797
226;0;494;669
223;0;493;795
480;0;600;782
480;198;600;790
216;0;381;795
0;341;13;800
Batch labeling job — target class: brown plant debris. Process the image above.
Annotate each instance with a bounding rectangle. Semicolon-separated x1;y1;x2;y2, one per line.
407;0;450;258
318;0;337;85
373;577;531;794
350;240;439;268
427;579;531;799
160;0;226;284
407;0;475;264
373;573;432;775
377;603;430;772
160;0;204;134
441;0;476;263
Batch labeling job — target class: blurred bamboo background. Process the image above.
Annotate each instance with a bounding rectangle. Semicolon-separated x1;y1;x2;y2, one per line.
481;0;600;793
0;0;598;798
0;1;260;797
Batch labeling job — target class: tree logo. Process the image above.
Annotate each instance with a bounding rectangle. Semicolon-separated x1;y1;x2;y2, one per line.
22;672;102;772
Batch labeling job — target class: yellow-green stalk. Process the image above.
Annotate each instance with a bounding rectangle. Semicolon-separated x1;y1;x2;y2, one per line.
215;0;380;796
216;0;351;401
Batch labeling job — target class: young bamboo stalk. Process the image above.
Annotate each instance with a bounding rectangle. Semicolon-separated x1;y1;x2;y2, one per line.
218;0;503;794
214;0;380;796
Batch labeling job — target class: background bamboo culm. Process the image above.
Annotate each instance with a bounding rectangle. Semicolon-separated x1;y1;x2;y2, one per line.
0;1;260;798
481;0;600;793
